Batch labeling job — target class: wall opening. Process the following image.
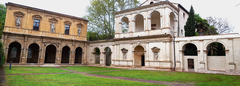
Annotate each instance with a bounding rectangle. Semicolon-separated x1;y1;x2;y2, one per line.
134;45;145;67
45;45;56;63
188;59;194;70
170;12;176;36
121;17;129;33
27;43;39;63
61;46;70;63
183;43;198;56
151;11;161;30
135;14;144;32
75;47;83;64
95;48;100;64
105;47;111;66
7;42;21;63
207;42;225;56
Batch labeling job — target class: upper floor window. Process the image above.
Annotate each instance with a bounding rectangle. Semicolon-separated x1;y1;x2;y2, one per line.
65;25;70;35
33;19;40;31
183;13;185;19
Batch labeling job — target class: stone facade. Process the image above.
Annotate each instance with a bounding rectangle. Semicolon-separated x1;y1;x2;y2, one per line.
3;2;88;65
3;1;240;75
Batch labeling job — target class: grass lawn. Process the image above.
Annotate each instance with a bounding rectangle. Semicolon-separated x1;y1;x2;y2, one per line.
61;66;125;72
90;70;240;86
5;74;164;86
4;66;70;74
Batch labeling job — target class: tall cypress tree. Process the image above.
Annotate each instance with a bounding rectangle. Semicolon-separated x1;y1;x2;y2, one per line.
184;6;195;36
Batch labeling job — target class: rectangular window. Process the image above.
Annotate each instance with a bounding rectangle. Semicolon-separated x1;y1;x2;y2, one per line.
65;25;70;35
33;19;40;31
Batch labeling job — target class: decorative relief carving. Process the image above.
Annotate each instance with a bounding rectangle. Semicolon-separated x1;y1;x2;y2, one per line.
64;21;72;25
121;48;128;59
32;15;42;20
49;18;58;23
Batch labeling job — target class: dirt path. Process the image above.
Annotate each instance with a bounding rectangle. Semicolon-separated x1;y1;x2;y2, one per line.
56;67;194;86
0;66;6;86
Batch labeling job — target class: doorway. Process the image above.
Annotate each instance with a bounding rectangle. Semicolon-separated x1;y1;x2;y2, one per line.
188;59;194;70
141;55;145;66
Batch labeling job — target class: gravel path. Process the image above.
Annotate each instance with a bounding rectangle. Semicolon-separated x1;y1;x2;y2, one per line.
56;67;194;86
0;67;6;86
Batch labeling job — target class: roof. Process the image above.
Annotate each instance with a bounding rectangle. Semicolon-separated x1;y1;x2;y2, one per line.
6;2;89;22
115;1;179;15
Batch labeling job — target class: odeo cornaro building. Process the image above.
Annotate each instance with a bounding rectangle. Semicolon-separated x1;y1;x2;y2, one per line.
3;2;88;65
3;0;240;75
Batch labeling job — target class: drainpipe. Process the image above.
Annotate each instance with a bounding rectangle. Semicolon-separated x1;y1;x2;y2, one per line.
173;36;176;71
177;4;180;37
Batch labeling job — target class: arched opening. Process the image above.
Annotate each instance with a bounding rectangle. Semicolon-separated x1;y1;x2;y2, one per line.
45;45;56;63
134;45;145;67
151;11;161;30
95;48;100;64
75;47;83;64
170;12;176;36
61;46;70;63
135;14;144;32
27;43;39;63
183;43;198;56
121;17;129;33
207;42;226;71
104;47;111;66
207;42;225;56
7;42;21;63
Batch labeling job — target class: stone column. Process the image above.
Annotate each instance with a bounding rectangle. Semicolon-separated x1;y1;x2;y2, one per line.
39;44;45;64
20;48;26;64
56;49;61;65
132;20;135;32
203;50;208;70
38;48;42;64
174;20;178;36
70;50;74;64
179;50;183;71
119;22;122;34
160;15;163;29
227;38;235;70
147;17;151;31
4;48;8;63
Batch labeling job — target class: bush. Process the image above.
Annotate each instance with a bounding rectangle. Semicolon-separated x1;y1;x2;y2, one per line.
0;41;5;66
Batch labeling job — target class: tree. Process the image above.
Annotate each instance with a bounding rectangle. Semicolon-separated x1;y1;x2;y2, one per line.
206;17;234;34
184;6;196;36
85;0;139;41
195;14;218;35
0;4;5;66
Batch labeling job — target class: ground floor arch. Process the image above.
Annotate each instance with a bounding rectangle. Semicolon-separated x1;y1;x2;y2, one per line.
134;45;145;67
183;43;198;56
45;45;56;63
7;42;21;63
27;43;39;63
94;48;100;64
104;47;111;66
207;42;226;71
61;46;70;63
75;47;83;64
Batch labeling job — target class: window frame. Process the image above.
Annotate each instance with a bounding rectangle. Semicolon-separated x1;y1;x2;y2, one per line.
33;19;40;31
65;25;70;35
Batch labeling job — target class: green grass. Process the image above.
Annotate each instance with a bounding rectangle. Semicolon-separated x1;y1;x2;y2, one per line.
5;66;70;74
90;70;240;86
61;66;125;72
5;74;164;86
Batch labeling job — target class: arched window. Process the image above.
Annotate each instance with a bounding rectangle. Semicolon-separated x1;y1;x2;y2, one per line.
121;17;129;33
151;11;161;30
183;43;198;56
135;14;144;32
207;42;225;56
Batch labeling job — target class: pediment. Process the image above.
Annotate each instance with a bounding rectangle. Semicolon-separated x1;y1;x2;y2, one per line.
151;47;160;52
64;21;72;25
32;15;42;20
14;11;25;17
49;18;58;23
121;48;128;53
77;23;83;28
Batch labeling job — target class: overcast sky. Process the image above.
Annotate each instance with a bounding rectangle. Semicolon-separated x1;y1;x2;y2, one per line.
0;0;240;34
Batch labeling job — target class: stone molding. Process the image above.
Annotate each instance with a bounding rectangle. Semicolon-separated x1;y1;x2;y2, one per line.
151;47;160;52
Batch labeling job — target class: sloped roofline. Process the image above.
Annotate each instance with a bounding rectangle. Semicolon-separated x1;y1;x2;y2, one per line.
6;2;89;22
115;1;179;15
